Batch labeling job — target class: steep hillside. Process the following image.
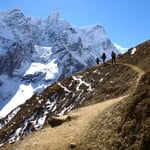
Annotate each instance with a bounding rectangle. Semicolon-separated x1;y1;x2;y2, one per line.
1;63;149;150
119;71;150;150
0;64;138;147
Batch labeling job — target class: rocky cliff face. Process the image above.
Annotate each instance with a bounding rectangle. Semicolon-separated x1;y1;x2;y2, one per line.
0;8;119;116
0;8;33;75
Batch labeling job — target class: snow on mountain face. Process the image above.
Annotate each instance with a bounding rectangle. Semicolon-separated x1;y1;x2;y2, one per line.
0;8;120;118
113;43;128;53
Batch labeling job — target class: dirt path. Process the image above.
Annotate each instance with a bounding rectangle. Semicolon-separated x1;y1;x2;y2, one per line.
121;63;145;87
2;96;127;150
121;63;144;76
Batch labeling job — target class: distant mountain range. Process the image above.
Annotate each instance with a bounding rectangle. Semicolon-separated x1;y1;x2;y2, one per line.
0;8;120;117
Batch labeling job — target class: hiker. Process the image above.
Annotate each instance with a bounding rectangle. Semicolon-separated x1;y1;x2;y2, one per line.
96;57;100;64
111;51;116;64
101;52;106;64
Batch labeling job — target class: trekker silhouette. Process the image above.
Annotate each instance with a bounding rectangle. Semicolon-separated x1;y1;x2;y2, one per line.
96;57;100;64
101;53;106;64
111;51;116;64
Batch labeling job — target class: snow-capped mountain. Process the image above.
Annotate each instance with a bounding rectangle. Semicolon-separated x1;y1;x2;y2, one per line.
0;8;119;118
113;43;128;53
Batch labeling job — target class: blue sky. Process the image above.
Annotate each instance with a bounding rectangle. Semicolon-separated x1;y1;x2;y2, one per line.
0;0;150;48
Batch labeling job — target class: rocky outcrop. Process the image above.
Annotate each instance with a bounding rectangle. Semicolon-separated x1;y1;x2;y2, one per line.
0;8;33;76
0;42;32;76
48;115;71;127
21;72;46;83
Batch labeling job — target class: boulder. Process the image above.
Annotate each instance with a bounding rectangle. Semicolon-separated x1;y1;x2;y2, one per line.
48;115;71;127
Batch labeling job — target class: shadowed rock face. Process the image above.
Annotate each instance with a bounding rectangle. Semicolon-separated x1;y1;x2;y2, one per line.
0;42;32;76
0;9;33;76
21;72;46;83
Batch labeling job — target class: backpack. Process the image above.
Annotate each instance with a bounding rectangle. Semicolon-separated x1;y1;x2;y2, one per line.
101;53;106;59
96;57;100;64
111;52;116;58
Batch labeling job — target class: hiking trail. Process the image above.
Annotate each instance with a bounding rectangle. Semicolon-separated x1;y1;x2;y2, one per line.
120;63;145;87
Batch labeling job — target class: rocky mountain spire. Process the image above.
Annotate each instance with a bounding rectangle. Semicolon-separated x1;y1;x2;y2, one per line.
46;9;64;25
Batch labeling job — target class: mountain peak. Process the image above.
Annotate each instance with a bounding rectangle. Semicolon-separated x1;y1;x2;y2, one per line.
48;9;62;22
8;7;23;15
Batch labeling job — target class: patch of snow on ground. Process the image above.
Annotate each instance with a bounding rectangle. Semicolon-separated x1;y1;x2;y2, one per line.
72;75;93;92
34;115;47;130
100;78;104;82
58;104;74;116
58;83;71;93
4;107;20;125
131;47;136;55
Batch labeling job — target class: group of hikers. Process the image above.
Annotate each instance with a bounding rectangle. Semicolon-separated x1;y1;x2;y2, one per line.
96;51;116;65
